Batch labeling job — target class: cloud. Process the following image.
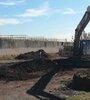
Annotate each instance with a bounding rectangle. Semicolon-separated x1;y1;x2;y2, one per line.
0;18;20;25
47;8;78;16
0;0;25;6
19;8;48;17
18;1;49;17
0;2;15;6
0;18;32;26
62;8;76;15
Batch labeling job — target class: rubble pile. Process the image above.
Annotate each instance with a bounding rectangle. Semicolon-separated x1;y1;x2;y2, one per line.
15;49;49;60
0;59;56;81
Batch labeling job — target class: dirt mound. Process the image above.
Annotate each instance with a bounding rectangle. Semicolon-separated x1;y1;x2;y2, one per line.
15;49;49;60
0;59;56;81
68;71;90;91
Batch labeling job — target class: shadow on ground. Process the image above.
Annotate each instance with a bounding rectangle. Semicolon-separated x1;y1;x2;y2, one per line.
54;57;90;68
26;57;90;100
26;65;64;100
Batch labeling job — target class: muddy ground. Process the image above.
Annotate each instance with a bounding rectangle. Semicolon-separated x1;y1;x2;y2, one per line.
0;50;90;100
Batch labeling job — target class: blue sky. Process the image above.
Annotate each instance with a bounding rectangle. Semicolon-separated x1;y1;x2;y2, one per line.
0;0;90;41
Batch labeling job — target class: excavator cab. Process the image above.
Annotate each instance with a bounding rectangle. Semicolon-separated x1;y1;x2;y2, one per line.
80;40;90;56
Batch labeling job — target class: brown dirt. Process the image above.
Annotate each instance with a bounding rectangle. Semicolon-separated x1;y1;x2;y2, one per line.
15;49;49;60
0;68;89;100
0;59;56;81
68;70;90;91
0;50;90;100
0;49;60;81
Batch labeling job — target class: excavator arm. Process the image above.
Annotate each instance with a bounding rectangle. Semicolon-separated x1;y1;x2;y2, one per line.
73;6;90;57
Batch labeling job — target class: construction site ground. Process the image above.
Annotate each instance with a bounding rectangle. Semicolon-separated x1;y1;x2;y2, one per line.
0;48;90;100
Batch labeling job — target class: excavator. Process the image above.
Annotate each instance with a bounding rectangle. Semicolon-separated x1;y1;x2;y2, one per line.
73;6;90;58
59;6;90;59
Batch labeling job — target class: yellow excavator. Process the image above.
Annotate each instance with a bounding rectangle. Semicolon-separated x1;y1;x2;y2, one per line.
73;6;90;58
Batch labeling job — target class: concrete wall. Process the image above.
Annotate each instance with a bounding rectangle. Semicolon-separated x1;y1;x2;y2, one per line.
0;38;62;49
0;37;73;56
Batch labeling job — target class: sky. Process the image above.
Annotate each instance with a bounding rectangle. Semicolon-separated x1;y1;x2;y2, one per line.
0;0;90;41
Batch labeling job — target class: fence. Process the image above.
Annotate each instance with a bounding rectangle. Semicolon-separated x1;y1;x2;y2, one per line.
0;35;72;49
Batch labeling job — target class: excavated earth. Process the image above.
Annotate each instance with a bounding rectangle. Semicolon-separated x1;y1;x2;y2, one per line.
0;49;58;81
68;71;90;91
0;49;90;100
0;59;56;81
15;49;49;60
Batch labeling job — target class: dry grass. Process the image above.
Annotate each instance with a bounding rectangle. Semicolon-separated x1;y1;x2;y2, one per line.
67;93;90;100
0;55;16;60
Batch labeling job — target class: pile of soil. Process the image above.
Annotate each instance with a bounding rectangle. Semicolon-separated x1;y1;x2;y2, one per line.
0;59;56;81
68;70;90;91
15;49;49;60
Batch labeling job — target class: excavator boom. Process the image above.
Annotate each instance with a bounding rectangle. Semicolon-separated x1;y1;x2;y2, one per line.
73;6;90;57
